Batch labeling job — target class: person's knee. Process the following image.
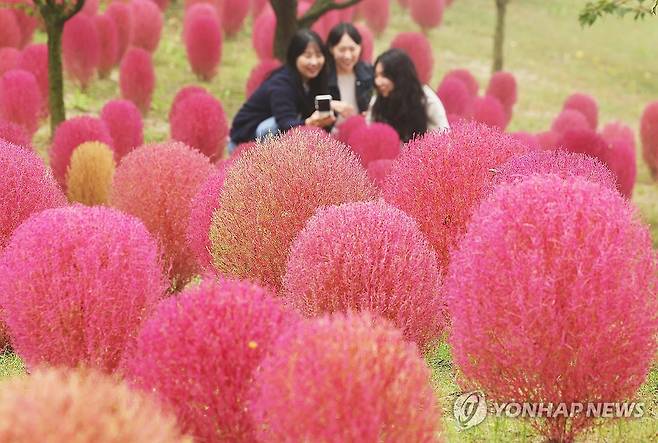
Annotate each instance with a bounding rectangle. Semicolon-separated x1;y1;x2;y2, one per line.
255;117;279;140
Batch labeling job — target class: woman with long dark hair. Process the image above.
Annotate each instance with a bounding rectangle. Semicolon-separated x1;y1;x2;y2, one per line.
367;48;449;142
228;29;335;150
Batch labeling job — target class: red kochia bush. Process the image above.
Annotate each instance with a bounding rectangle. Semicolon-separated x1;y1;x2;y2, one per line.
106;2;134;61
0;9;20;49
486;71;517;124
100;99;144;161
222;0;251;35
0;69;41;136
170;93;229;159
600;122;637;198
246;59;281;97
18;44;49;112
357;0;389;35
49;116;113;188
509;131;540;150
444;68;478;97
0;206;166;372
347;122;400;166
640;101;658;179
169;85;208;121
120;47;155;114
210;128;378;290
355;23;374;63
367;159;394;188
446;174;658;442
81;0;99;16
111;142;213;287
184;5;222;80
252;8;276;60
7;0;38;48
0;367;188;443
409;0;444;30
551;109;590;136
62;14;99;89
472;95;507;129
557;127;607;160
249;312;442;441
563;92;598;130
437;76;473;118
382;120;529;271
335;114;366;144
131;0;163;53
390;32;434;85
93;15;119;79
537;130;561;150
0;48;20;76
283;201;445;351
0;120;31;148
126;278;298;442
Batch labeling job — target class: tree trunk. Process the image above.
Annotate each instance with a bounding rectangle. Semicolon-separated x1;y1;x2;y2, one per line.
492;0;509;73
46;19;66;135
271;0;299;61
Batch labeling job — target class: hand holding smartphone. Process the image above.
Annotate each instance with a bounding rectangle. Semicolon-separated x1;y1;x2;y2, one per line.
315;94;333;118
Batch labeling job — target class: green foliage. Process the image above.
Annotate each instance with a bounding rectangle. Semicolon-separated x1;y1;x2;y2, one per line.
580;0;658;26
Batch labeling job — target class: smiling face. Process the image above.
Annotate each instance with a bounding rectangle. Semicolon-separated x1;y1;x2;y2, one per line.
330;33;362;74
296;42;325;82
374;62;394;98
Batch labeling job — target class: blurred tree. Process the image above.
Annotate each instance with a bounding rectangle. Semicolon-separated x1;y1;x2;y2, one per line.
492;0;509;73
579;0;657;26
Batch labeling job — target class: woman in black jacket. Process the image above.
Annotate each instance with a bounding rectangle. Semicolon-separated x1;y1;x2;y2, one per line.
228;29;335;151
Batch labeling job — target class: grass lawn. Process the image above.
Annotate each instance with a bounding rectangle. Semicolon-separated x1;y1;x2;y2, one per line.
4;0;658;441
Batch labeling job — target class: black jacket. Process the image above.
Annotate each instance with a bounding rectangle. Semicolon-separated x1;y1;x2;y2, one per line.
230;66;315;143
327;61;374;113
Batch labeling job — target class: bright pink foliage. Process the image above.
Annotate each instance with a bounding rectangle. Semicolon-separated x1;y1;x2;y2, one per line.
551;109;590;135
7;0;37;48
126;278;298;442
120;47;155;114
111;142;213;286
106;2;134;61
283;201;445;351
390;32;434;85
446;174;658;442
382;120;529;271
366;158;394;188
472;95;507;129
131;0;163;53
100;99;144;161
556;128;607;159
486;71;517;124
0;120;31;149
246;59;281;97
249;312;442;441
347;122;400;166
0;48;20;77
221;0;250;35
357;0;389;35
600;123;637;198
18;44;49;113
537;130;561;150
0;205;166;373
81;0;99;16
0;9;20;49
640;101;658;179
252;8;276;60
409;0;444;30
563;92;598;130
93;15;119;78
169;85;208;121
355;23;374;63
0;69;41;136
62;14;100;89
444;68;478;97
437;76;473;118
170;93;229;159
509;131;540;150
184;5;222;81
335;114;366;144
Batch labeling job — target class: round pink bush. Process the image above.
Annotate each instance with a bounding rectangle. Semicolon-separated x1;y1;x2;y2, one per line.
210;128;378;290
472;95;507;129
601;121;635;149
126;278;298;442
93;15;119;79
0;205;166;372
0;48;20;77
367;158;394;188
100;99;144;161
537;130;560;150
246;58;281;97
249;312;442;441
335;114;366;144
509;131;540;150
563;92;598;130
382;120;529;271
354;23;374;63
120;47;155;114
347;122;400;166
106;2;134;61
551;109;590;136
251;0;267;18
283;201;445;351
49;116;113;188
151;0;170;11
446;174;658;442
390;32;433;85
169;85;208;121
640;101;658;179
131;0;163;53
184;5;222;81
600;125;636;198
81;0;99;16
111;142;213;287
170;93;229;159
486;71;517;124
437;76;473;118
0;120;31;148
0;69;41;136
409;0;444;30
7;0;38;48
221;0;250;35
252;8;276;60
62;14;99;89
18;44;49;113
357;0;389;35
556;127;607;160
0;9;20;49
444;68;478;97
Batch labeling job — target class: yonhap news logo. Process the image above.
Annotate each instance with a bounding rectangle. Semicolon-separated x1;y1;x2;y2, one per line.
453;391;646;430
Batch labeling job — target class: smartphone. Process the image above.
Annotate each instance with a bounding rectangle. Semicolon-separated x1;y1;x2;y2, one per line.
315;95;333;118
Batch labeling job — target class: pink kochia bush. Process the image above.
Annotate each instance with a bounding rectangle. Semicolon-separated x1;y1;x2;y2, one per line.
126;278;298;442
347;122;400;166
551;109;590;136
184;4;222;81
111;142;213;287
335;114;366;144
382;121;529;271
446;174;658;442
640;100;658;179
120;48;155;114
93;14;119;79
409;0;444;30
283;201;445;351
62;14;100;89
18;44;49;113
210;128;378;290
8;0;38;48
0;69;41;136
248;312;443;441
0;120;32;148
444;68;478;97
355;23;374;63
169;85;208;120
357;0;390;35
563;92;598;130
472;95;507;129
390;32;434;85
0;367;188;443
557;128;607;160
437;76;473;119
246;59;281;97
222;0;251;35
101;99;144;161
131;0;163;53
0;48;20;76
599;122;637;198
0;9;20;49
170;93;229;159
367;159;394;188
106;2;134;61
0;206;166;373
252;8;276;60
49;116;113;188
486;71;517;124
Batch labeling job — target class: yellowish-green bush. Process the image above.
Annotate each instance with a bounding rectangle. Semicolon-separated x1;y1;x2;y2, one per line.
66;142;116;206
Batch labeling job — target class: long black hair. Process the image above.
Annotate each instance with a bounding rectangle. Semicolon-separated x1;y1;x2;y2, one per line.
371;48;428;142
326;22;363;51
286;29;330;117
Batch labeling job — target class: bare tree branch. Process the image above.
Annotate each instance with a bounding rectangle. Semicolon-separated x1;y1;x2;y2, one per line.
64;0;85;21
299;0;362;28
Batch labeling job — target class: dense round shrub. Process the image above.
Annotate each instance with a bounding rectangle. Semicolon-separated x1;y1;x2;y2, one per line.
0;119;31;148
184;4;222;81
111;142;213;287
18;44;49;112
62;14;100;89
100;99;144;161
537;130;561;150
509;131;540;150
0;9;20;49
640;101;658;179
93;14;119;79
251;0;267;17
444;68;478;96
472;95;507;129
210;128;378;290
222;0;251;35
283;201;445;351
249;312;442;441
170;93;229;159
357;0;389;35
252;8;276;60
126;278;298;442
0;47;20;76
367;158;394;188
409;0;444;30
151;0;170;11
81;0;99;15
551;109;590;135
347;122;400;166
446;174;658;442
355;23;374;63
382;120;528;271
0;69;41;136
8;0;38;48
556;127;607;160
335;114;366;144
601;121;635;148
169;85;208;121
0;205;166;372
486;71;517;124
49;116;113;188
131;0;163;53
390;32;433;85
106;2;134;61
0;367;188;443
437;76;473;118
563;92;598;130
600;126;636;198
66;142;116;206
120;47;155;114
246;58;281;97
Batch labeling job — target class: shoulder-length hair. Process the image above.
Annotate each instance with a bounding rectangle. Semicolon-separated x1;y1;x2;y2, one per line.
286;29;330;115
